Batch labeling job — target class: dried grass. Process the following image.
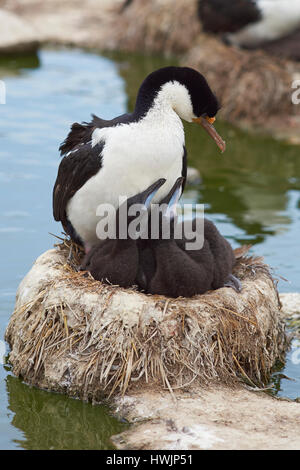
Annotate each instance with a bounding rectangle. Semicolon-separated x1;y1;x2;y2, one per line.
5;240;288;402
114;0;201;55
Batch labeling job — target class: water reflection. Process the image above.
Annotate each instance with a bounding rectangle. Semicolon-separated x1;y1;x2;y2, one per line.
187;124;300;247
6;375;128;450
0;51;40;78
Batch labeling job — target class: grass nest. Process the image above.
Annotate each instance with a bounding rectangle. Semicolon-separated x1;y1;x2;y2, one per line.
5;239;288;402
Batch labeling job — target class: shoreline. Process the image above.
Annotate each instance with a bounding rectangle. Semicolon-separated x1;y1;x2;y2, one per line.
111;381;300;450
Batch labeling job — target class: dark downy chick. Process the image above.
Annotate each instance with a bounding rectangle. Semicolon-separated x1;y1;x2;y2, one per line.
177;216;241;292
80;179;166;287
137;178;214;298
203;219;241;291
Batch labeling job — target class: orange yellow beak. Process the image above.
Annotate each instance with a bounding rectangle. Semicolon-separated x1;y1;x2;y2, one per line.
205;116;216;124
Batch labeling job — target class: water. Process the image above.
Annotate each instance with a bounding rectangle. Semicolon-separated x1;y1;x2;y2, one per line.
0;48;299;449
3;373;124;450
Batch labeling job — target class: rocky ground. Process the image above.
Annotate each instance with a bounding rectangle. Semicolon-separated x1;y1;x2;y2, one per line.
0;0;121;49
112;383;300;450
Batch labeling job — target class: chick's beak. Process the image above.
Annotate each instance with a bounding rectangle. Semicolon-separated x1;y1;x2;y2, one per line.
142;178;166;208
192;116;226;153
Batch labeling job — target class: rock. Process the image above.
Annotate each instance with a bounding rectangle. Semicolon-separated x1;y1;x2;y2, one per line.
186;166;201;185
111;385;300;450
0;9;39;53
1;0;122;49
280;293;300;316
280;293;300;338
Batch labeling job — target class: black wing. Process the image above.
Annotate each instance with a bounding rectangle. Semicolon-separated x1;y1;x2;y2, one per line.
53;141;104;229
59;113;132;156
181;145;187;194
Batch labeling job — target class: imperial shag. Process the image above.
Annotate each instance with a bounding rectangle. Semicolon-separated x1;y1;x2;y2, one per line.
53;66;225;252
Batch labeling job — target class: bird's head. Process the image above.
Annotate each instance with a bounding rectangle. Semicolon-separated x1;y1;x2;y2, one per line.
136;66;226;152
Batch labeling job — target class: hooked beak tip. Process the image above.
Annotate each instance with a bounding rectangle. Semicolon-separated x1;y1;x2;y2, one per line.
193;116;226;153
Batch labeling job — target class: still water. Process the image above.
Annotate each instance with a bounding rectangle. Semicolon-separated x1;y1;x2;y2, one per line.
0;48;299;449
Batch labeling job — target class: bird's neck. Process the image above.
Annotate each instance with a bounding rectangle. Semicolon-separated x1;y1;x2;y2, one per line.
133;81;193;124
142;103;182;131
133;97;179;127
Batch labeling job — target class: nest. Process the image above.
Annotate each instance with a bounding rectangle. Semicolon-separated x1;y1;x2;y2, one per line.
114;0;201;55
5;240;288;402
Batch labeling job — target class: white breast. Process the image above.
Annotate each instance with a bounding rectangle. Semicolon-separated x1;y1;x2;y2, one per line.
228;0;300;47
67;108;185;246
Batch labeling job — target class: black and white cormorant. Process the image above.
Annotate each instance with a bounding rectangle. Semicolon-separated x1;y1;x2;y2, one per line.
198;0;300;61
53;66;225;252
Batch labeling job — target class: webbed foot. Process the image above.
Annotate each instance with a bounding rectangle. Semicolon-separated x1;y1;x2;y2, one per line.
224;274;242;293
